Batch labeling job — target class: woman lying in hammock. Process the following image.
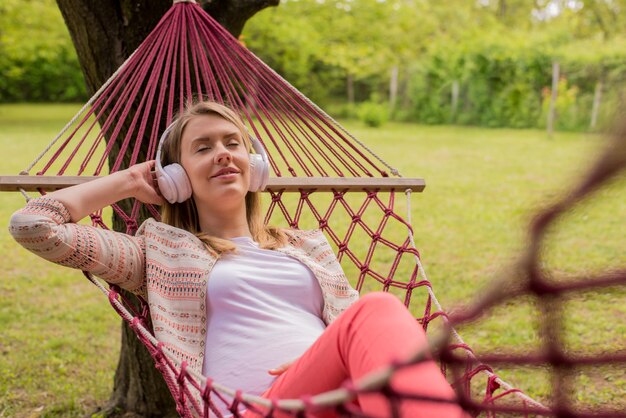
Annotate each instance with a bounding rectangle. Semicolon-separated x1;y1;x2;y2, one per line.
10;100;465;418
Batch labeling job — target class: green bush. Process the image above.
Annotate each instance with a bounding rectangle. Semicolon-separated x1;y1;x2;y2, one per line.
323;101;358;120
0;0;87;102
358;101;389;127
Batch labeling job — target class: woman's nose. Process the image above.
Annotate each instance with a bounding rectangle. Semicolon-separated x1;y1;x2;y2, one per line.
214;147;232;165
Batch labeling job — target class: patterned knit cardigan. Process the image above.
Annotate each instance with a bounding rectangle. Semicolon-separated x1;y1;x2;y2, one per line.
9;197;360;376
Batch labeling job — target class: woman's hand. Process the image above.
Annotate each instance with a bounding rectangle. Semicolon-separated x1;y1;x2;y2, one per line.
47;160;165;221
127;160;166;205
268;358;297;376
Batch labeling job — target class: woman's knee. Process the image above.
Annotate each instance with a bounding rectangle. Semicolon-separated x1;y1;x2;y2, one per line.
356;291;406;312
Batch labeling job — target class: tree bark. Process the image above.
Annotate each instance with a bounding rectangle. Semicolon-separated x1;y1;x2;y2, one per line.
55;1;278;416
498;0;506;19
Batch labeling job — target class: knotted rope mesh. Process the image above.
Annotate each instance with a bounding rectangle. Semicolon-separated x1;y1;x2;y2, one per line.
19;1;625;416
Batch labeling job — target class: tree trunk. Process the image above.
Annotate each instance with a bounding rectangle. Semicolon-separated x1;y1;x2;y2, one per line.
498;0;507;19
55;1;278;416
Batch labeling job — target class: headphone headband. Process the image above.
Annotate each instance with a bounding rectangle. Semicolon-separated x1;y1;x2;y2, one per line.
155;121;177;173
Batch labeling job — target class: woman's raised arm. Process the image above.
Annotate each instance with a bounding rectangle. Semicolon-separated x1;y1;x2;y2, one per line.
46;160;165;222
8;161;165;296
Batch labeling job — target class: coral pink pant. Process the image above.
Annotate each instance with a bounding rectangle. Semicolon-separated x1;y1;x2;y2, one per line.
246;292;466;418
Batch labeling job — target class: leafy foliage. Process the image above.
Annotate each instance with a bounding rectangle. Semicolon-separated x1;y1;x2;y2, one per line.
0;0;86;102
358;100;389;127
2;0;626;131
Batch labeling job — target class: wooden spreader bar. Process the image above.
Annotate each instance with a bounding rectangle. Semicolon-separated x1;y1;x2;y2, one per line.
0;175;425;193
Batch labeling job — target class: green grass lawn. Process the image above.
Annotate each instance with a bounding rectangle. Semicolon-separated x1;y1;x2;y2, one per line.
0;104;624;417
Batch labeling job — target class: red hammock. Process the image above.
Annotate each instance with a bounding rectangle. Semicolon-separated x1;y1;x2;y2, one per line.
9;1;624;417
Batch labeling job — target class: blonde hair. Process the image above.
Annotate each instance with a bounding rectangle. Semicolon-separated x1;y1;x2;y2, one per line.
159;101;287;256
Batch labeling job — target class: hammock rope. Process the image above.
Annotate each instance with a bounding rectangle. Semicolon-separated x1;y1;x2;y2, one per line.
16;1;539;414
12;1;626;416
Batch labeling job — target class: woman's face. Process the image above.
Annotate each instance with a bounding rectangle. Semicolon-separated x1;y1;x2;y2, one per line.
179;114;250;210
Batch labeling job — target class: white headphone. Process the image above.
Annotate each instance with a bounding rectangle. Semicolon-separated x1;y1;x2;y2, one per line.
155;122;270;204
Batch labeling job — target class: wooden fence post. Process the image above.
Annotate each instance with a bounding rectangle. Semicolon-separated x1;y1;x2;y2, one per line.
451;79;460;122
547;61;559;137
347;73;355;105
590;77;604;130
389;65;399;112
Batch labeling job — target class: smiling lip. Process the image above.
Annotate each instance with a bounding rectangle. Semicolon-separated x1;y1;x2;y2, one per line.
211;168;240;178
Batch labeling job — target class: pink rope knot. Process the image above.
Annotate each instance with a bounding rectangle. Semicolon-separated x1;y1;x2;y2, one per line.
125;219;138;233
546;347;568;366
130;316;141;331
201;378;214;418
466;364;494;380
299;394;316;415
318;219;328;229
360;265;368;273
449;343;473;353
176;362;189;416
527;277;553;296
89;213;103;224
267;397;280;415
485;375;501;399
389;357;406;369
341;379;357;394
201;377;214;400
338;243;348;252
177;361;188;385
228;390;244;415
153;341;166;364
107;285;120;304
372;233;381;242
351;214;361;222
234;389;243;402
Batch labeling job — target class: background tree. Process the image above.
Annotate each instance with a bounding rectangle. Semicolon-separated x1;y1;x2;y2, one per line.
54;0;277;416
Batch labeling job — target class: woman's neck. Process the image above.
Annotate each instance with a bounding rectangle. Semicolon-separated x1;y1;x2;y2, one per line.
196;204;251;239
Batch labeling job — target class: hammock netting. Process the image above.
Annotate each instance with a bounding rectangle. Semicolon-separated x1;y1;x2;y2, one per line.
16;1;626;417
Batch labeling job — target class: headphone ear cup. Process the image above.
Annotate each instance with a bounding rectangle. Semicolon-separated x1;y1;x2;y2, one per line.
158;163;192;203
156;166;177;204
248;154;268;192
248;154;262;192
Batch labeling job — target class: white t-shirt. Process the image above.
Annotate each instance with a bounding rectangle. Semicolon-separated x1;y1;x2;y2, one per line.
202;236;326;415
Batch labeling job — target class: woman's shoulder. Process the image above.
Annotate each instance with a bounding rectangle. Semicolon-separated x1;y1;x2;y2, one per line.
281;227;330;248
282;227;324;239
137;218;204;248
